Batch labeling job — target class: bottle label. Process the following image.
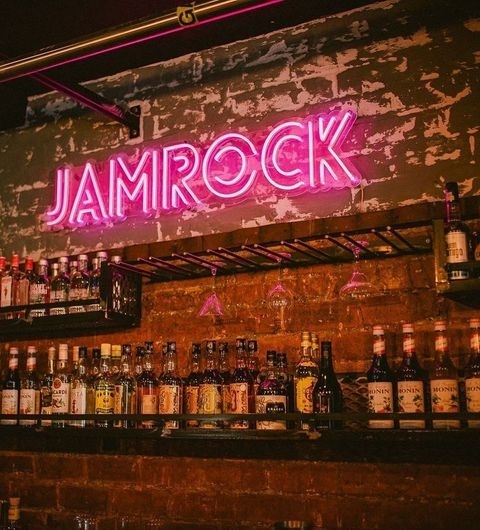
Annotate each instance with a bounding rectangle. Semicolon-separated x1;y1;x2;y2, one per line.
95;384;115;414
445;231;469;263
52;379;70;413
70;387;87;414
367;381;394;428
294;376;316;413
29;283;48;304
1;389;19;424
0;276;12;307
19;388;38;424
430;378;460;428
255;395;287;430
229;382;250;429
40;387;53;426
397;380;425;429
465;377;480;427
184;386;200;427
198;384;222;415
140;393;158;415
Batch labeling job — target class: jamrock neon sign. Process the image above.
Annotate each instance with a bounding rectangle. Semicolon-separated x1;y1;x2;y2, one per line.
45;110;360;228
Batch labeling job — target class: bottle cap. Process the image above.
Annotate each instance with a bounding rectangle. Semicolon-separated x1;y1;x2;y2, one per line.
434;320;447;332
27;345;37;355
111;344;122;358
402;323;414;334
469;318;480;329
25;257;34;270
11;254;20;267
48;346;56;360
372;325;384;336
96;251;108;260
72;346;80;362
9;347;19;355
58;344;69;360
78;254;88;261
58;256;69;264
39;258;49;266
100;343;111;357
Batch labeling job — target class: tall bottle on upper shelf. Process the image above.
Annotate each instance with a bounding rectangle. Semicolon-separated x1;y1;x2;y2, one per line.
444;181;470;280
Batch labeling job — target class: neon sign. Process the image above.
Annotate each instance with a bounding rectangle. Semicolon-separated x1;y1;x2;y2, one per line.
45;109;360;228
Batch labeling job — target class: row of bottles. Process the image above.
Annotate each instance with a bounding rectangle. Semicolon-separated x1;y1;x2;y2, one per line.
0;251;119;317
1;320;479;430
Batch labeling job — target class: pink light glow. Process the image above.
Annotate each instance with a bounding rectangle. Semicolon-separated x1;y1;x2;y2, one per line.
45;109;361;228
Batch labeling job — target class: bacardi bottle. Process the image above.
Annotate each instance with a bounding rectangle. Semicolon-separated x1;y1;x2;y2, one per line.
51;344;71;427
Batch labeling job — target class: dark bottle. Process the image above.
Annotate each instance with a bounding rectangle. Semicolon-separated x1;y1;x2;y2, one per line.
114;343;137;428
247;339;260;396
444;181;470;280
184;343;202;428
158;341;183;429
229;338;254;429
218;341;231;426
1;347;21;425
367;326;394;429
255;350;287;430
430;320;460;429
136;342;158;429
464;318;480;428
50;256;70;315
198;340;223;429
294;331;318;430
40;346;55;427
313;341;343;430
29;258;50;317
395;323;427;429
276;352;293;413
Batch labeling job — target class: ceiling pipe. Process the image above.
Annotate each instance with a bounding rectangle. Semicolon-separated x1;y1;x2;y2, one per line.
0;0;283;84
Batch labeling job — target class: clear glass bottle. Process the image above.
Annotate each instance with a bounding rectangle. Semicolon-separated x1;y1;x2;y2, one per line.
293;331;318;430
198;340;223;429
94;343;115;427
13;257;32;318
40;346;55;427
69;346;89;427
88;251;108;311
218;341;231;427
229;338;254;429
158;341;183;429
255;350;287;430
367;326;394;429
464;318;480;428
136;342;158;429
1;347;21;425
430;320;460;429
444;181;470;280
395;323;427;429
29;258;50;317
313;341;344;430
19;346;40;426
69;254;90;312
184;342;202;428
52;343;71;427
0;256;10;310
50;257;70;315
114;343;137;428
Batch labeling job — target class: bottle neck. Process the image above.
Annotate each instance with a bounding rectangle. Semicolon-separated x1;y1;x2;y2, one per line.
402;332;415;358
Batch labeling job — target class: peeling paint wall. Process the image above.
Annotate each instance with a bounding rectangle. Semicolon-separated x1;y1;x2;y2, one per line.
0;0;479;259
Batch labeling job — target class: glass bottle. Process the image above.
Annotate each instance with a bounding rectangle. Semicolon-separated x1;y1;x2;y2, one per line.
313;341;344;430
367;326;394;429
136;342;158;429
1;347;21;425
110;344;122;376
19;346;40;426
13;256;32;319
29;258;50;317
0;256;11;310
114;343;137;428
229;338;254;429
255;350;287;430
294;331;318;431
276;352;292;413
69;346;89;427
395;323;427;429
158;341;183;429
464;318;480;428
88;251;108;311
86;347;100;427
184;343;202;428
50;257;70;315
430;320;460;429
94;343;115;427
444;181;470;280
40;346;56;427
6;497;21;530
69;255;90;313
198;340;223;429
51;343;71;427
134;345;145;379
247;339;260;396
218;341;231;427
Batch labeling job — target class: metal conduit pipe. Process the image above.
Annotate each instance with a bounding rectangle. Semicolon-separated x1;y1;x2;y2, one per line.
0;0;283;84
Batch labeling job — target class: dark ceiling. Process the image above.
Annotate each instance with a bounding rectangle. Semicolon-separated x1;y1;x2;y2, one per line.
0;0;373;131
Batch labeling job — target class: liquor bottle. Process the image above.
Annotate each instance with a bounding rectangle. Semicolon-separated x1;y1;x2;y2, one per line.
39;346;55;426
255;350;287;430
464;318;480;428
184;343;202;428
247;339;260;396
29;258;50;317
311;333;320;364
444;181;470;280
50;257;70;315
1;347;21;425
88;251;108;311
110;344;122;376
218;341;231;426
51;343;71;427
312;341;343;430
13;256;32;318
367;326;394;429
0;255;15;318
429;320;460;429
0;256;10;310
6;497;21;530
229;338;254;429
293;331;318;430
198;340;223;429
19;346;40;426
276;352;293;413
395;323;427;429
69;346;89;427
136;342;158;429
134;345;145;379
158;341;183;429
94;343;115;427
114;344;137;428
69;254;89;300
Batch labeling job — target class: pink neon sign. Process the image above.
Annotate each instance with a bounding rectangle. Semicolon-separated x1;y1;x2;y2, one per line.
45;109;360;228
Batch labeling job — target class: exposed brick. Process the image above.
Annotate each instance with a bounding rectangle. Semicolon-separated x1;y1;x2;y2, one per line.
35;453;87;480
87;455;141;483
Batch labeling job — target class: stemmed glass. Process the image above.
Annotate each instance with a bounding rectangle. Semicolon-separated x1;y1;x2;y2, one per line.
339;241;383;300
265;255;293;332
197;267;224;319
